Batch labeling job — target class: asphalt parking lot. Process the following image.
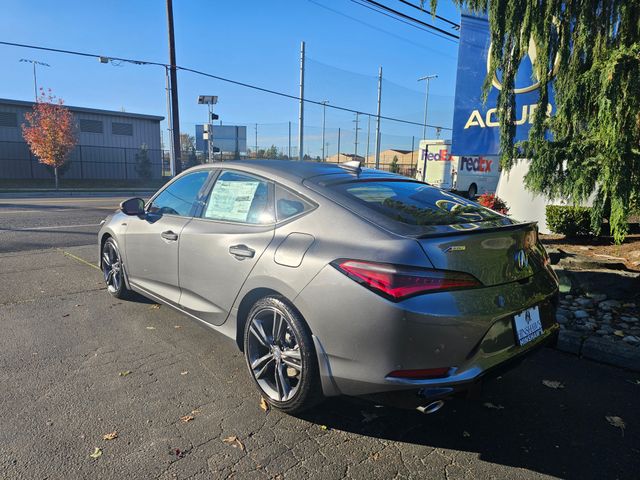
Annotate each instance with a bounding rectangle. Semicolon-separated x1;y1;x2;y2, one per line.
1;195;639;479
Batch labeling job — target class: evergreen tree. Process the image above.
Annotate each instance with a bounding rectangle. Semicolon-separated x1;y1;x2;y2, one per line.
134;143;152;179
431;1;640;243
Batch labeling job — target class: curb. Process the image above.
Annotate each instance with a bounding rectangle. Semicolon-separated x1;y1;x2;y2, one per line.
555;330;640;371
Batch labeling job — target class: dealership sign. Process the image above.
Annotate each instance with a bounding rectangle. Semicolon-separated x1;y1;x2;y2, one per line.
451;13;556;156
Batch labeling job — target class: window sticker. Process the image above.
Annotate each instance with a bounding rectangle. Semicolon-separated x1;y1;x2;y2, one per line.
205;180;260;222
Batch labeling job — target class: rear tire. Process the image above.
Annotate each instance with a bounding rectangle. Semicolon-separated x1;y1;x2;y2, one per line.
243;296;323;414
102;237;131;299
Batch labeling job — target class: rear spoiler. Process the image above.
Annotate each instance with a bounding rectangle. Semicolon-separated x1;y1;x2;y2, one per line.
415;221;538;239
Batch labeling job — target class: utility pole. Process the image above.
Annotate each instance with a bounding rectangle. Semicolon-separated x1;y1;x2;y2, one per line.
321;100;329;161
19;59;50;101
297;41;305;161
418;74;438;140
366;115;371;165
164;66;174;174
166;0;182;175
337;128;341;163
288;121;292;159
255;123;258;158
374;67;382;169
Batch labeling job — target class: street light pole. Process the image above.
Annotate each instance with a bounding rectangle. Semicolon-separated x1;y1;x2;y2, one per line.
19;59;50;101
418;74;438;140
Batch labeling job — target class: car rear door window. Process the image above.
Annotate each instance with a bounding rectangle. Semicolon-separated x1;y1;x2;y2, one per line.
275;185;313;222
148;171;209;217
329;180;503;226
202;171;274;224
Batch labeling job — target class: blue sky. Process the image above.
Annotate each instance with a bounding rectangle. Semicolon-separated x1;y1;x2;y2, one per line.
0;0;462;156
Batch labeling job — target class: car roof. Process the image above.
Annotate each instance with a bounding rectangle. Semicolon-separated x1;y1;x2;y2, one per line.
188;159;404;184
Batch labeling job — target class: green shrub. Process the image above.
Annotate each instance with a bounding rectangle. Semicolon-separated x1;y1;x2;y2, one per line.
546;205;592;237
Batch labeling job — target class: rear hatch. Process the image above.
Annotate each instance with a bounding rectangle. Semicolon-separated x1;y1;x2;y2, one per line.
315;176;546;286
417;222;544;286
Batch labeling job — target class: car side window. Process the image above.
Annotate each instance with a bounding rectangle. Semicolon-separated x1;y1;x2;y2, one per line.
275;185;314;222
202;171;274;224
148;171;209;217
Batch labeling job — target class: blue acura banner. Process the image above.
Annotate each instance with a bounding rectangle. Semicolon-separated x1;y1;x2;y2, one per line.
451;14;555;156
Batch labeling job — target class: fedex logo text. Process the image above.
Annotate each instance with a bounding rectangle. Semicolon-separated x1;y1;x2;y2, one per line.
460;156;493;172
424;149;453;161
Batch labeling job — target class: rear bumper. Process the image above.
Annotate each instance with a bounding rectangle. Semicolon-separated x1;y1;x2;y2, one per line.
363;324;559;409
295;264;559;398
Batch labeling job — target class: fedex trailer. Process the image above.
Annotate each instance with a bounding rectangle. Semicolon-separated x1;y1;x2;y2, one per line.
415;139;500;198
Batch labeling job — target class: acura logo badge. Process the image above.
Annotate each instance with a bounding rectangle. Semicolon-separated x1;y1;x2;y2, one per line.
515;249;529;269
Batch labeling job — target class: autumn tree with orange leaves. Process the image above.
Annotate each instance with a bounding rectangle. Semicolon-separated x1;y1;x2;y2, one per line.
22;89;76;189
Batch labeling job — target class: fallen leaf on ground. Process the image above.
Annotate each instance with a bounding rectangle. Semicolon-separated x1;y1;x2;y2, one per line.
146;326;156;330
614;330;625;337
542;380;565;389
463;431;471;438
371;452;380;460
89;447;102;459
320;425;328;430
191;409;201;415
150;304;161;309
180;415;194;423
606;416;626;436
174;325;182;329
222;435;245;451
102;431;118;441
174;448;184;458
483;402;505;410
180;371;189;375
361;411;379;423
118;370;132;377
259;397;270;412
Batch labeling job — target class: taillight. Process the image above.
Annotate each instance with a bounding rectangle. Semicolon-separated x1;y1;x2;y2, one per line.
333;260;482;301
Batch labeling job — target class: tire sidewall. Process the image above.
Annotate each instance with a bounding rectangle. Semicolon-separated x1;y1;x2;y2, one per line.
243;296;320;413
103;238;127;298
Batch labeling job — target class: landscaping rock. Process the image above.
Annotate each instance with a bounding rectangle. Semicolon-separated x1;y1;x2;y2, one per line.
586;292;607;302
576;297;594;308
599;299;622;311
556;314;569;325
622;336;640;346
574;310;590;319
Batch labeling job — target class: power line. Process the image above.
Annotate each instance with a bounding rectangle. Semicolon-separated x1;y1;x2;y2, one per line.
349;0;456;43
395;0;460;29
354;0;459;40
0;39;452;131
306;0;454;56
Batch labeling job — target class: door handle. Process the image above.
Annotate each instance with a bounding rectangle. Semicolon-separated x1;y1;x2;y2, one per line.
161;230;179;241
229;244;255;259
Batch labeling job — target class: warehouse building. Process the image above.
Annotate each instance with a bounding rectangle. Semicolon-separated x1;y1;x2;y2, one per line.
0;98;164;180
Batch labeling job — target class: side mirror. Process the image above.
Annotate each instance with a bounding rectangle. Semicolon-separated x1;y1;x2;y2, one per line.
120;197;145;216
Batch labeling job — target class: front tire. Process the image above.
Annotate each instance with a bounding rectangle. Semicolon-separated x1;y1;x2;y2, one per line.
243;296;323;414
102;237;131;299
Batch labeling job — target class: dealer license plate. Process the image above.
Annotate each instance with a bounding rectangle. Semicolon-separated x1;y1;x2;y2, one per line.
513;306;543;346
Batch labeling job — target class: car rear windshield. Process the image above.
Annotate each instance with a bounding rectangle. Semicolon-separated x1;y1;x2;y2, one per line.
328;180;509;229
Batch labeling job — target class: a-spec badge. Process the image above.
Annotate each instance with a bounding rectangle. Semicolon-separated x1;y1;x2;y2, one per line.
443;246;466;253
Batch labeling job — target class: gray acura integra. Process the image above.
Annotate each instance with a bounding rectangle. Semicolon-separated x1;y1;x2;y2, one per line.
98;160;559;414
